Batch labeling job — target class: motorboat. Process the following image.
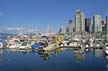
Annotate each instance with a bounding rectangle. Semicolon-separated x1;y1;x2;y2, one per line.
18;42;31;49
8;42;21;49
31;42;42;49
0;42;3;49
105;43;108;54
69;41;80;47
59;37;81;48
41;43;57;51
7;39;21;49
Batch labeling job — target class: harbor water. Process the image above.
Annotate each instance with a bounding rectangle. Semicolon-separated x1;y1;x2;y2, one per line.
0;48;107;71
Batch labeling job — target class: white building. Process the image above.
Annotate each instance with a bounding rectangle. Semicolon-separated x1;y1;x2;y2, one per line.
93;15;102;33
75;10;85;32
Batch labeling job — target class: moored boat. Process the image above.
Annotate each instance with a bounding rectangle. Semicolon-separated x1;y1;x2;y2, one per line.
8;42;21;49
43;43;57;51
0;42;3;49
18;42;31;50
59;36;81;48
31;42;42;49
105;43;108;54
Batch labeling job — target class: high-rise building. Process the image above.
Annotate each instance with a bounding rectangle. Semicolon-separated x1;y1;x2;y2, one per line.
68;20;73;34
75;10;85;32
85;18;92;33
58;26;65;34
65;26;69;34
90;19;93;33
106;16;108;41
106;16;108;34
102;20;106;33
58;28;62;33
93;15;102;33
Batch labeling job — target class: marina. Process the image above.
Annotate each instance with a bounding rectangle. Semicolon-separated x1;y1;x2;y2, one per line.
0;32;107;52
0;0;108;71
0;25;107;71
0;32;106;50
0;32;107;71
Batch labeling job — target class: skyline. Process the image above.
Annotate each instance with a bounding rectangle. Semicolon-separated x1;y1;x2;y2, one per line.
0;0;108;32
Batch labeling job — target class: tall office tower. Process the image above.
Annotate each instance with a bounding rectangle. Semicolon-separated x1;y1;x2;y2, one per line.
65;26;69;34
106;16;108;41
93;15;102;33
68;20;73;34
75;10;85;32
58;28;62;34
106;16;108;34
85;18;92;33
90;19;93;33
102;20;106;33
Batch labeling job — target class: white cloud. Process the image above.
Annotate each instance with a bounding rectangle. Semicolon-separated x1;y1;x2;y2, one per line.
7;28;25;31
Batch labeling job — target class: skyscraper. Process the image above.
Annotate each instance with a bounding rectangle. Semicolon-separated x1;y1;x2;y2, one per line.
93;15;102;33
58;26;65;34
75;10;85;32
65;26;69;34
106;16;108;41
68;20;73;34
102;20;106;33
106;16;108;34
85;18;92;33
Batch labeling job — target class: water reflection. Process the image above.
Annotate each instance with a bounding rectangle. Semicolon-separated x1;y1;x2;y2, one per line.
37;50;51;61
73;50;85;62
0;49;3;63
37;47;104;63
105;56;108;71
93;49;102;57
103;50;108;71
55;48;63;55
0;48;106;71
0;48;105;62
7;49;33;54
37;47;63;61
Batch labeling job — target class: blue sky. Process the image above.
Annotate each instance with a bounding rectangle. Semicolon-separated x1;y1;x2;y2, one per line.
0;0;108;32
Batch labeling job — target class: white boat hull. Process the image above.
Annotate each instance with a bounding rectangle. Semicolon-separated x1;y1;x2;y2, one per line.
19;46;31;49
43;43;57;51
8;44;20;49
0;42;3;49
105;47;108;54
59;42;80;47
105;50;108;55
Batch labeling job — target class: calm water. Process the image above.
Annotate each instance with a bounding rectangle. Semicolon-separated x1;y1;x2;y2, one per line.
0;48;107;71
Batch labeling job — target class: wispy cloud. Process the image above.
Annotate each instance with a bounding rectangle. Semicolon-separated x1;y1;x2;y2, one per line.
7;28;25;31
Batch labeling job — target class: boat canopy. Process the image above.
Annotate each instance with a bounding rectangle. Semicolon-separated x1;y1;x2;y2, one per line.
32;42;41;49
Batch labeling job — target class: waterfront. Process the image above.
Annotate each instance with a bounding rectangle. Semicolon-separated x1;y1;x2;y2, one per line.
0;0;108;71
0;48;106;71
